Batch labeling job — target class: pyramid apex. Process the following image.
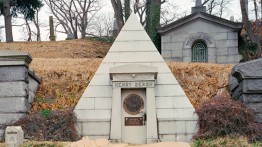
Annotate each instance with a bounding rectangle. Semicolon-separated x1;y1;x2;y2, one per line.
121;13;145;31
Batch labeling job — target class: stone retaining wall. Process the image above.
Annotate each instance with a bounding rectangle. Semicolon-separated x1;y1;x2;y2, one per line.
0;50;41;141
229;58;262;123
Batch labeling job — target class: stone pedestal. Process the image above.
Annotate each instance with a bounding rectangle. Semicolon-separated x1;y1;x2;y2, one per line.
229;58;262;123
0;50;41;141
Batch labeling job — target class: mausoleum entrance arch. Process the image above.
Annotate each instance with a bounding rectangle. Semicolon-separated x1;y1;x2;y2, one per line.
183;32;216;62
109;64;158;144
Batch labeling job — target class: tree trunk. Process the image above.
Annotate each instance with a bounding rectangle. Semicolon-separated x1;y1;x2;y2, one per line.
25;19;32;41
240;0;261;58
34;10;41;41
111;0;124;32
3;0;13;42
124;0;130;21
145;0;161;52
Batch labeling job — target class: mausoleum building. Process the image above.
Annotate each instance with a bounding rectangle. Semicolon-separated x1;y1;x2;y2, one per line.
74;14;198;144
158;0;243;64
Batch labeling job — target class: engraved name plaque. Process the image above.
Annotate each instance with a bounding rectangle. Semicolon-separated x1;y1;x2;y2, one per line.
125;117;143;126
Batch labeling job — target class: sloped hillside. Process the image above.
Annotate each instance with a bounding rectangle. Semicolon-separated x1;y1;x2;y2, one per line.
0;39;233;111
0;39;111;58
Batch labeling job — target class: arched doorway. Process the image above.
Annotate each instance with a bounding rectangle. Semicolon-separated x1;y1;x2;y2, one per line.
192;41;208;62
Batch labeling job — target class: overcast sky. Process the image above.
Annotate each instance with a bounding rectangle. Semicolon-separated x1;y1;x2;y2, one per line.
0;0;241;42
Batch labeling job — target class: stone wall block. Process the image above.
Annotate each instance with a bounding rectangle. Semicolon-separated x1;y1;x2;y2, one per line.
0;113;26;125
255;114;262;123
0;82;28;97
0;66;28;82
227;47;239;55
247;103;262;113
28;75;40;93
227;32;237;40
172;49;182;57
243;79;262;93
161;50;172;58
241;94;262;103
0;97;30;112
217;48;228;56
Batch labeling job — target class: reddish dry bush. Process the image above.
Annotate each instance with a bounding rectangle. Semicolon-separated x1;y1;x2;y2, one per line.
14;108;80;141
194;97;261;142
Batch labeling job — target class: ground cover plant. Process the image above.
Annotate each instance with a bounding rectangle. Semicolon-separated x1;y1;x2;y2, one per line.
195;97;262;143
13;108;79;141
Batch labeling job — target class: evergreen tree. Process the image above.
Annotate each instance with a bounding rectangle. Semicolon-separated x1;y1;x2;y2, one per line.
0;0;43;42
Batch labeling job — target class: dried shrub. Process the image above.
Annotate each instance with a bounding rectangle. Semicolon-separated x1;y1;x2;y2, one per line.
14;108;80;141
248;122;262;142
194;97;262;142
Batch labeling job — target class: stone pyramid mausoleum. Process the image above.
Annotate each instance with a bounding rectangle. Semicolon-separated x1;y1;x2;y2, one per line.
74;13;198;144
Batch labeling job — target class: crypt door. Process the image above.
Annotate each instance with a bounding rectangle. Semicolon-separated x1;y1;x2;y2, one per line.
192;42;208;62
121;89;147;144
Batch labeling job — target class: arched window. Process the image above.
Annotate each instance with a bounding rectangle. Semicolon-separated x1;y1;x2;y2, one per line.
192;41;208;62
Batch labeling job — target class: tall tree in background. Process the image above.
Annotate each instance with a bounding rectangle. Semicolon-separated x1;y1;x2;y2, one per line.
0;0;43;42
111;0;125;31
240;0;261;59
45;0;101;39
145;0;162;51
111;0;167;51
124;0;130;21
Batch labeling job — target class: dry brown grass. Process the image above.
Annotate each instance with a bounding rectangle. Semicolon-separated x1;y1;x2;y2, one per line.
0;39;110;58
30;58;102;111
30;58;233;111
0;39;233;110
168;62;233;107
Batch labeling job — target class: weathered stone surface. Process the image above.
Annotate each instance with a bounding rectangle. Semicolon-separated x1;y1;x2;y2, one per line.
229;75;239;91
255;114;262;123
0;97;30;112
243;79;262;93
0;113;25;125
232;58;262;78
159;10;242;64
5;126;24;146
241;94;262;103
0;66;28;82
230;58;262;123
0;50;32;67
246;103;262;113
0;82;28;97
0;129;4;141
0;50;41;141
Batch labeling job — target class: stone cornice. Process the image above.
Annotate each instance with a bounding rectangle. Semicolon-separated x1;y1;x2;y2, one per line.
158;12;243;35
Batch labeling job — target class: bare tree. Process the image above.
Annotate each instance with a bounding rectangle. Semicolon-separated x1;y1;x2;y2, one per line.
88;13;113;37
201;0;230;17
33;10;41;41
240;0;261;59
45;0;101;39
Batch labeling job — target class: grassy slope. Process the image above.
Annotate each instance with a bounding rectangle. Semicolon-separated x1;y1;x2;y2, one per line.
0;39;233;110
